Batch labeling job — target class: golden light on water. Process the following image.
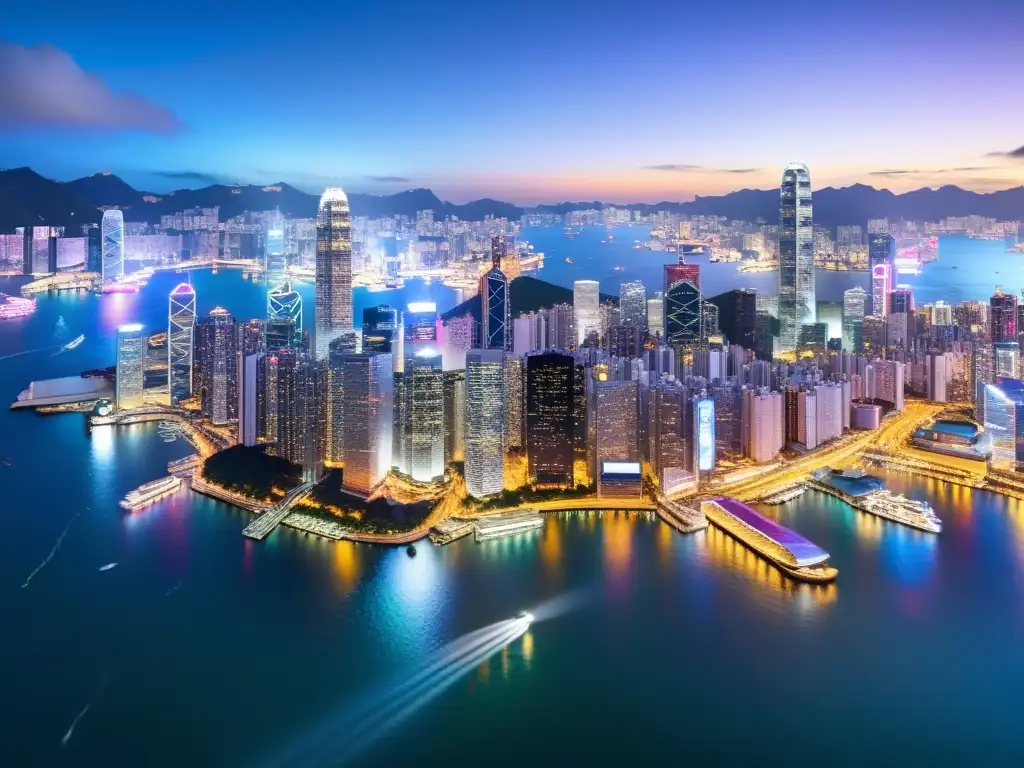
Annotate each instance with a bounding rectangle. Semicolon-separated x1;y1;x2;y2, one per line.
602;511;633;579
332;541;362;591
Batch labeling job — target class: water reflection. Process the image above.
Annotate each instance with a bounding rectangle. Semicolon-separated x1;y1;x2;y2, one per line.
332;541;363;592
602;511;634;593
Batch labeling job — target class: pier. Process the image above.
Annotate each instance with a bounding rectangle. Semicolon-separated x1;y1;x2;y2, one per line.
242;482;317;540
429;518;475;545
656;497;707;534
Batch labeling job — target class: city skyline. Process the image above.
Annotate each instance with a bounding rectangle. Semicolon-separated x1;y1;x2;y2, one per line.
2;0;1024;202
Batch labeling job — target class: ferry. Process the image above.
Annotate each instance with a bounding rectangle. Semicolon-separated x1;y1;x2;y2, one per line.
858;490;942;533
564;257;573;264
120;476;182;511
701;497;837;582
474;509;545;542
60;334;86;351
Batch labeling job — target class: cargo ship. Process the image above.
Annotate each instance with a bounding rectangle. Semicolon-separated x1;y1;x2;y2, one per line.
474;510;544;542
120;476;182;511
701;497;837;582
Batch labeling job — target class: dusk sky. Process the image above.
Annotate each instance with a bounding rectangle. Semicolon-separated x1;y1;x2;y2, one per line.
2;0;1023;203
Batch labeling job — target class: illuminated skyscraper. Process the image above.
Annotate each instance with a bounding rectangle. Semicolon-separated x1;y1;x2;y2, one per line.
708;289;756;349
465;350;506;498
402;302;439;361
589;379;639;486
665;279;702;347
693;393;716;476
649;382;692;494
573;280;600;346
267;281;303;351
115;323;145;409
619;281;647;331
778;163;814;352
503;355;525;450
101;209;125;283
481;245;510;350
264;227;286;286
408;351;444;481
871;263;892;318
442;369;466;464
337;352;393;495
991;288;1017;343
646;294;665;338
868;232;895;270
994;341;1019;379
525;351;575;487
86;226;102;273
237;353;264;447
362;305;398;354
196;307;237;425
168;283;196;406
314;188;353;359
842;286;867;352
984;378;1024;472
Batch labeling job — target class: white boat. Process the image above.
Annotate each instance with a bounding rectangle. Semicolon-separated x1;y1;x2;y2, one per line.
120;476;182;511
857;490;942;533
474;510;544;542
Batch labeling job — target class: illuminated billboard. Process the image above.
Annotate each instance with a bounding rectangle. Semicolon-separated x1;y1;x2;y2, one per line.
695;397;715;472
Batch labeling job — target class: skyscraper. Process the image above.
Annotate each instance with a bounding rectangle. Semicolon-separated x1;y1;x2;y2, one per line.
115;324;145;409
362;305;398;354
196;307;237;425
237;353;263;447
589;379;639;486
314;188;353;359
842;286;867;352
871;263;892;318
525;352;576;487
465;350;506;498
649;382;692;493
778;163;814;352
991;288;1017;343
708;289;757;349
647;294;665;339
101;209;125;283
264;227;286;287
868;232;895;270
503;354;525;450
86;226;102;274
665;280;702;347
442;369;466;464
619;281;647;331
408;350;444;482
168;283;196;406
338;353;394;495
481;262;510;350
573;280;600;346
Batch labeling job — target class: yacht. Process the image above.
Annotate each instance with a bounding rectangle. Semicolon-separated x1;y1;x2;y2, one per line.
858;490;942;533
120;476;182;511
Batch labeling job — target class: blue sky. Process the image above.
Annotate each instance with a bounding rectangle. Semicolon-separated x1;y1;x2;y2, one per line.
2;0;1023;202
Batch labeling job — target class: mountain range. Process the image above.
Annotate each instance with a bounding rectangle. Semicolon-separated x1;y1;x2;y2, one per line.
1;166;1022;233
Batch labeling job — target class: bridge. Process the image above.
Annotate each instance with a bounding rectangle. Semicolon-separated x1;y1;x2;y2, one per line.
242;481;317;540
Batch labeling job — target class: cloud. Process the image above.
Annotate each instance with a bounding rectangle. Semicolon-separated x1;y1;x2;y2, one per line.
366;175;411;183
869;167;995;177
986;145;1024;159
724;168;760;174
151;170;228;186
869;169;919;176
643;164;761;174
0;42;183;133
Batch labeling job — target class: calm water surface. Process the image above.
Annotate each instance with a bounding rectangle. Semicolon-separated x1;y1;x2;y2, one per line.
2;242;1024;765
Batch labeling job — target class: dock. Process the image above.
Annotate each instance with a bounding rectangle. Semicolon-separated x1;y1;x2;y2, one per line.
429;518;475;545
657;497;708;534
168;454;201;477
242;481;316;540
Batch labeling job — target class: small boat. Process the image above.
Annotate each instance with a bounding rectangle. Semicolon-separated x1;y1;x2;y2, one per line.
565;258;572;264
406;544;417;558
98;562;118;572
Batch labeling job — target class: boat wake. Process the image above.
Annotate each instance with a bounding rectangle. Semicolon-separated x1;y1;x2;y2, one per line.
21;512;81;589
164;579;183;597
0;345;59;362
61;672;110;747
268;616;532;766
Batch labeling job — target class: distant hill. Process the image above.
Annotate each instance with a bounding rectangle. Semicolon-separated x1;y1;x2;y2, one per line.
441;275;618;325
1;166;1022;232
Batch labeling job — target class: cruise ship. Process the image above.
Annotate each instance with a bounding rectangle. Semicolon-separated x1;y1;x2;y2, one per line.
858;491;942;533
701;497;837;582
474;510;545;542
120;476;182;511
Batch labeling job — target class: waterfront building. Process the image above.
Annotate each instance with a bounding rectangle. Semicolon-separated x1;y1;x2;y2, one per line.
975;343;995;422
268;281;303;350
196;308;237;425
589;379;639;485
276;353;327;476
101;209;125;283
314;188;353;359
842;286;867;352
852;403;882;429
362;305;398;354
481;249;510;350
264;227;286;287
712;384;742;457
504;354;525;450
115;323;145;409
465;350;506;498
778;163;814;353
649;382;694;493
990;288;1017;343
525;351;576;487
814;382;844;444
741;389;784;463
984;378;1024;472
168;283;196;406
442;369;466;464
708;289;757;349
337;353;394;495
647;294;664;338
573;280;600;346
619;281;647;332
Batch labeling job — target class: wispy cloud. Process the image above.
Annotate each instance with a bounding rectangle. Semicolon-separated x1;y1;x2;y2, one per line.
870;166;996;177
366;175;411;183
986;145;1024;159
0;42;183;133
869;169;919;176
151;170;229;186
643;164;760;174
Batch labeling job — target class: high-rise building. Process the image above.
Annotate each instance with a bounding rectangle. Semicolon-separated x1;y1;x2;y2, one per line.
101;210;125;283
442;369;466;464
465;350;506;498
708;289;756;349
871;263;892;318
264;227;286;287
525;352;576;487
590;379;639;485
994;341;1019;379
314;188;353;359
741;389;784;463
868;232;895;270
573;280;600;346
646;294;664;339
196;307;237;425
504;355;525;450
237;353;263;446
394;350;444;481
278;354;326;475
778;163;814;352
402;302;439;361
619;281;647;331
168;283;196;406
665;279;702;347
337;353;393;495
86;226;102;273
649;382;693;493
693;393;716;475
362;305;398;354
842;286;867;352
991;288;1017;343
481;248;510;351
115;324;145;409
267;281;303;350
985;378;1024;472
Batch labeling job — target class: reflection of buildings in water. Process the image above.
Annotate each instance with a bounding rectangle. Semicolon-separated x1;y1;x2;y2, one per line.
602;511;634;582
854;507;884;544
656;519;674;567
332;541;363;591
702;524;837;609
500;643;511;680
521;631;534;672
540;515;563;574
